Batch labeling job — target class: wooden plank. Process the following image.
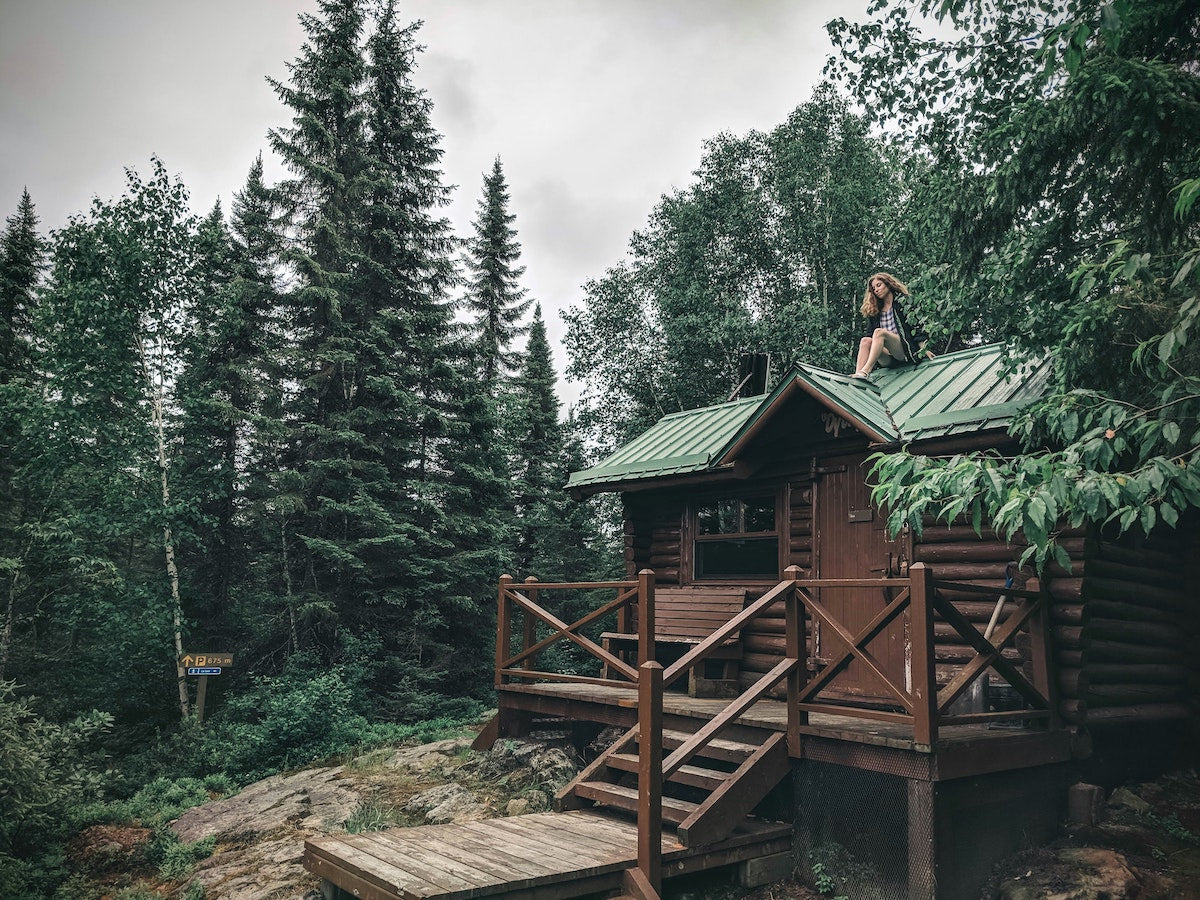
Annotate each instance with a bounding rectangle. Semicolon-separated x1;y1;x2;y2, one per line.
345;833;498;894
307;838;435;899
546;811;642;851
363;827;553;883
472;817;627;866
306;852;410;900
573;781;698;823
678;732;791;847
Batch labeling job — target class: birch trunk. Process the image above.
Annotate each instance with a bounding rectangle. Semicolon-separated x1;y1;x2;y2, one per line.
137;332;189;720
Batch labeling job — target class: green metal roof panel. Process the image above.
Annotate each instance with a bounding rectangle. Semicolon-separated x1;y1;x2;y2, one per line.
566;395;761;488
872;344;1052;441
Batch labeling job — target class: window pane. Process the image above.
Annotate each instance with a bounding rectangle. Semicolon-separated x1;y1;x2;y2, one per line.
743;498;775;533
695;537;778;578
698;498;740;535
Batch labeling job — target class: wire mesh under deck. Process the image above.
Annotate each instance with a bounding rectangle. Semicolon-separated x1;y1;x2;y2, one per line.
305;810;791;900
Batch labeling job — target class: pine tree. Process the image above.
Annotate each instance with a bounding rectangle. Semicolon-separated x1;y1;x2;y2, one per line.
359;2;506;713
269;0;372;644
0;190;43;382
510;305;564;576
0;190;46;679
464;158;532;388
175;159;287;655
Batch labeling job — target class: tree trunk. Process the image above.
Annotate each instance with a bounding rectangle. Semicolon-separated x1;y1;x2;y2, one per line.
137;332;189;721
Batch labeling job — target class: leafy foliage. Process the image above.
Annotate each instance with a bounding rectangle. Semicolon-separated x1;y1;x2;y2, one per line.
831;0;1200;563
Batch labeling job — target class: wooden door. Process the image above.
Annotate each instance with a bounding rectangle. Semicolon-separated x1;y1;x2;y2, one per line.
813;452;908;705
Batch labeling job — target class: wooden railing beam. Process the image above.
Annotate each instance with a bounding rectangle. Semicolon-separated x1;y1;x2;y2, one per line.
637;660;663;895
638;569;656;666
495;574;513;688
910;563;938;747
796;589;914;712
784;565;804;755
663;659;797;777
502;586;638;670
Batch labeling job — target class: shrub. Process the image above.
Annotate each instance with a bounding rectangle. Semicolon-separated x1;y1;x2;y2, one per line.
0;681;112;853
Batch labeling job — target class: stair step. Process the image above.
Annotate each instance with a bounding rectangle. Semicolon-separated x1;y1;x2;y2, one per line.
607;753;728;790
573;781;698;824
652;728;761;763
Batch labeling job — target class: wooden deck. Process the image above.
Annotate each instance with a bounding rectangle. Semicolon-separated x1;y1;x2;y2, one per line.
305;810;792;899
498;681;1073;780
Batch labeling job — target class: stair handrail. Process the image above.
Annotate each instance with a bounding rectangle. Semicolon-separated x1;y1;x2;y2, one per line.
661;568;801;690
661;567;805;775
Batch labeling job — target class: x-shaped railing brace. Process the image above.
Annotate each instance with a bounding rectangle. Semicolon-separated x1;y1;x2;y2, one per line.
933;593;1048;713
796;585;914;712
502;586;639;683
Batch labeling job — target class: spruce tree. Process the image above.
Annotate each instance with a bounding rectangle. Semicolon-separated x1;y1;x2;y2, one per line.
0;190;46;679
510;305;564;576
360;2;505;713
464;158;532;388
269;0;372;646
175;160;286;654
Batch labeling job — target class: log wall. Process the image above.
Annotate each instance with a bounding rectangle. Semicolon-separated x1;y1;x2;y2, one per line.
623;492;684;585
1057;527;1199;729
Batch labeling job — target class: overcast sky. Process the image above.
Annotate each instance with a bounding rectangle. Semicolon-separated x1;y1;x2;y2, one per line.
0;0;866;409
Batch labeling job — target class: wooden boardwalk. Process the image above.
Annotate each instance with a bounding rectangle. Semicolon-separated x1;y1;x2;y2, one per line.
305;809;792;900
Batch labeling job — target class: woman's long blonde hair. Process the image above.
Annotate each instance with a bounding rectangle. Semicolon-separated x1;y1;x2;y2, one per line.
860;272;909;317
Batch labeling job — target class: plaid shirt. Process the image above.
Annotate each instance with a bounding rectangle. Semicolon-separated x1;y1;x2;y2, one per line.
879;305;898;334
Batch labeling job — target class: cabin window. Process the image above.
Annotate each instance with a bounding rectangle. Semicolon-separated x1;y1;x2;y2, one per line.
694;495;778;579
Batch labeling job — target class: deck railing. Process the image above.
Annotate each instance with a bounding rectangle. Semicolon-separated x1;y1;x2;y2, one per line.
493;562;1059;746
494;563;1058;896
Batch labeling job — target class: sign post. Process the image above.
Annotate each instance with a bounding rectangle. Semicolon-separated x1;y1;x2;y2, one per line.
181;653;234;725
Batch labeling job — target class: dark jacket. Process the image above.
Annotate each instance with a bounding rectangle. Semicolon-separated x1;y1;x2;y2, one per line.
864;298;929;365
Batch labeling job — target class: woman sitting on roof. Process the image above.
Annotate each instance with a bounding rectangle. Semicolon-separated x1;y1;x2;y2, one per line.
852;272;929;379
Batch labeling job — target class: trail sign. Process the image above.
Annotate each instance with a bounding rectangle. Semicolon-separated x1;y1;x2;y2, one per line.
180;652;233;726
180;652;233;668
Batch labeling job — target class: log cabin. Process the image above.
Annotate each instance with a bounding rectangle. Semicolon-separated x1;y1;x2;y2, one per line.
306;344;1197;900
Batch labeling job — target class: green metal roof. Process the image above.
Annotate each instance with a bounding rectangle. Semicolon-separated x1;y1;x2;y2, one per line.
879;344;1052;441
568;344;1052;492
566;395;762;490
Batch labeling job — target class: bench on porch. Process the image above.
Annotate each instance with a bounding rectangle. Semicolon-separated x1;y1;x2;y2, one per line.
601;585;747;697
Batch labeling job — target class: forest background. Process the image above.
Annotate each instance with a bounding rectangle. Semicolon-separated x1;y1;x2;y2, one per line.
1;0;1197;897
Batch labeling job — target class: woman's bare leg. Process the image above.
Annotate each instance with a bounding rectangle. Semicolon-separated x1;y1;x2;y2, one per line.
861;329;905;374
855;338;873;373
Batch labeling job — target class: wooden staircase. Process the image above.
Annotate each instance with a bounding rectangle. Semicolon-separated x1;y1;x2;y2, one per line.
555;721;790;848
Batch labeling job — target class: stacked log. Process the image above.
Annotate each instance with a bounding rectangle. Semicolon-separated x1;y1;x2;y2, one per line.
1063;529;1197;727
788;484;814;571
624;494;683;584
912;521;1087;695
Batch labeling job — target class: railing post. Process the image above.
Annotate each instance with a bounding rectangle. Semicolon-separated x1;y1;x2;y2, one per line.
523;576;539;673
784;565;804;756
909;563;937;747
1026;576;1061;730
638;569;656;666
637;660;663;895
496;574;513;688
